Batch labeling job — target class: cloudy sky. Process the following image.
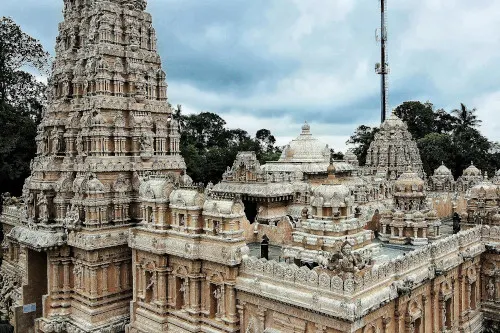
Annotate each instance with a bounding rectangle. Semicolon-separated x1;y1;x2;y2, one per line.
2;0;499;151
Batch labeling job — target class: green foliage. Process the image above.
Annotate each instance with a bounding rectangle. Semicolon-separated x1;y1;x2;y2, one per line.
348;100;500;179
175;110;282;184
346;125;379;165
394;101;436;139
417;133;454;177
0;17;49;196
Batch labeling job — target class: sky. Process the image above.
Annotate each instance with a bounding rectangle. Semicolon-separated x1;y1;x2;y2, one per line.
2;0;500;151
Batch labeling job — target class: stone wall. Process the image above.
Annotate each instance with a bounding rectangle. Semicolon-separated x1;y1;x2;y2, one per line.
428;192;467;218
241;218;293;245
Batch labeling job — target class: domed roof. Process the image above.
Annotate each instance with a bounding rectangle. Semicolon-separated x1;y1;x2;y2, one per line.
180;173;193;186
469;180;498;199
279;122;330;163
413;211;425;219
311;184;350;207
463;162;482;177
434;162;452;176
380;113;408;131
395;167;425;193
426;210;438;219
343;149;359;166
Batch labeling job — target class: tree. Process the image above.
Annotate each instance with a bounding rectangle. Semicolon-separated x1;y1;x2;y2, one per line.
394;101;435;140
417;133;454;177
348;100;500;178
0;17;49;196
451;103;482;133
346;125;379;166
177;111;282;184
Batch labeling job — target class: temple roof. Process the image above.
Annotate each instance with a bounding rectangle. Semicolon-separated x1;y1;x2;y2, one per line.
278;122;330;163
434;163;452;176
463;162;482;177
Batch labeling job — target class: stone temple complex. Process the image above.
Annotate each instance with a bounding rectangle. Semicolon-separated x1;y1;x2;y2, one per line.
0;1;499;333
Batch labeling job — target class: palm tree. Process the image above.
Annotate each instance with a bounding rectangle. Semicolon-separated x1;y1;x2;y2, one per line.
451;103;482;132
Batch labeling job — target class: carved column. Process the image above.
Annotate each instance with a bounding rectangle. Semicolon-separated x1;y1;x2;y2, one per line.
189;276;201;312
52;261;60;292
63;262;70;291
422;295;427;332
167;273;175;306
102;264;109;293
227;284;237;322
123;261;130;289
237;302;245;333
90;267;98;297
115;262;122;292
157;270;167;305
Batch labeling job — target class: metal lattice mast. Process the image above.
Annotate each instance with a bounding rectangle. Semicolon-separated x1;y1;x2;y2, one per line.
375;0;389;123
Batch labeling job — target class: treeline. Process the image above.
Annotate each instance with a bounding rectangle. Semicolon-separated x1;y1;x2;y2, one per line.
348;101;500;178
173;107;281;184
0;17;49;197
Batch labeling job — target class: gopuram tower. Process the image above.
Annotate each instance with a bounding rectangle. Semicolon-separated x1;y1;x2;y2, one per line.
0;0;184;332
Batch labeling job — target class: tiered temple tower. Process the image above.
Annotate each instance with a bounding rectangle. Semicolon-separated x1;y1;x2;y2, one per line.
379;167;441;245
1;0;185;332
365;113;424;180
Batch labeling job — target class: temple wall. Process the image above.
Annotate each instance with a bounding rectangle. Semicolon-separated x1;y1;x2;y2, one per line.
428;192;467;218
241;218;293;246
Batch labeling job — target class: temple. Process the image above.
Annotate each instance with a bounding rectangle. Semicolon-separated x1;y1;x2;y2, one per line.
0;1;499;333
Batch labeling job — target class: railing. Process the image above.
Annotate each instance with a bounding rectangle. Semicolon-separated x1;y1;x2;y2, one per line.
240;226;484;295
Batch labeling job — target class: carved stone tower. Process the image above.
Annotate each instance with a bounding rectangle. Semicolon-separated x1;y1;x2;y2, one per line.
0;0;184;332
364;113;424;180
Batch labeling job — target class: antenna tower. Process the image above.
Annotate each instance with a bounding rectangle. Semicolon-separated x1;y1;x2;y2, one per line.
375;0;389;123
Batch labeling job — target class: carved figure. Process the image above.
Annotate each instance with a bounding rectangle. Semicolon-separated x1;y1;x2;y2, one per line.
76;135;84;154
487;278;495;300
180;278;189;308
140;132;153;152
213;286;223;317
51;129;63;154
37;193;49;223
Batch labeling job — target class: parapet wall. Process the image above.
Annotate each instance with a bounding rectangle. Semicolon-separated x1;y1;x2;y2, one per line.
237;226;485;321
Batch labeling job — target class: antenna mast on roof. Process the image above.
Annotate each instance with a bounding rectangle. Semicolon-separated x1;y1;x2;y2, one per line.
375;0;389;123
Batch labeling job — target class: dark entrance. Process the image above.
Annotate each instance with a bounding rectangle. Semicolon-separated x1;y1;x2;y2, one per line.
243;200;258;223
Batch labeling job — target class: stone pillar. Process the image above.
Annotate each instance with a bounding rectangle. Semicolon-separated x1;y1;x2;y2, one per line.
158;207;164;225
190;277;200;312
167;274;175;306
158;271;167;305
123;262;130;289
90;268;98;297
52;261;60;292
63;262;70;291
115;262;122;292
201;279;210;313
102;265;109;293
227;284;237;322
237;303;245;333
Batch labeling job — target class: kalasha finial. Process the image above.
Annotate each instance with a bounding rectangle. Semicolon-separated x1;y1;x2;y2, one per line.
301;121;311;133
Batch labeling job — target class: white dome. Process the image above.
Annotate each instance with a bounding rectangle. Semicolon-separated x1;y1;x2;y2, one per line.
434;163;452;176
463;162;481;177
279;122;330;163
